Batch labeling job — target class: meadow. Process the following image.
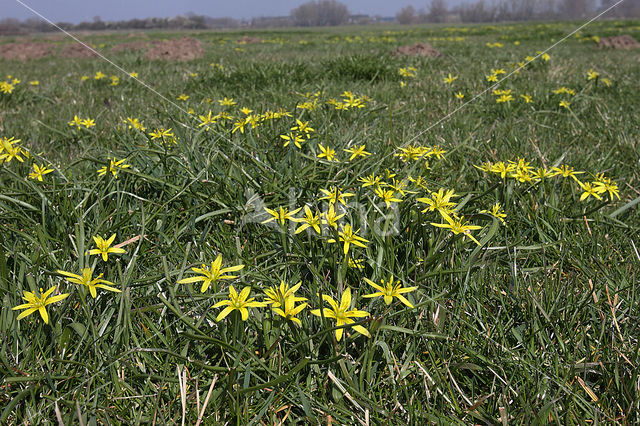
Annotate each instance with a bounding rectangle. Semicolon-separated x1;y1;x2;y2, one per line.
1;19;639;424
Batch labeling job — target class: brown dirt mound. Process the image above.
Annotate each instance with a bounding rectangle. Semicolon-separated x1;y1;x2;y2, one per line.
597;35;640;49
144;37;203;61
393;42;442;57
238;36;262;44
0;41;53;60
60;43;100;58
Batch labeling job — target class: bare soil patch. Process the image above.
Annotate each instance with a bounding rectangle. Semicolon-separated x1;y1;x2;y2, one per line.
597;35;640;49
392;42;442;58
60;43;100;58
144;37;203;61
0;41;53;60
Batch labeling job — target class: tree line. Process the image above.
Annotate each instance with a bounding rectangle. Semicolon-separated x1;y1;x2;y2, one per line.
398;0;640;24
1;0;638;35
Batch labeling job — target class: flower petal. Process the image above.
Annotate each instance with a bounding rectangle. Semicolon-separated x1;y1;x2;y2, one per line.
39;306;49;324
352;325;371;337
16;308;38;320
216;306;234;322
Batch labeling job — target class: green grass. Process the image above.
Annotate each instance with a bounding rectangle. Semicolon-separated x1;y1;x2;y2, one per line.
1;20;639;424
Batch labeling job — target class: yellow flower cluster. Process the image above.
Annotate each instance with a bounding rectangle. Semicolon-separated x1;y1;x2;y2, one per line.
68;115;96;129
177;254;418;342
12;234;126;324
475;159;619;202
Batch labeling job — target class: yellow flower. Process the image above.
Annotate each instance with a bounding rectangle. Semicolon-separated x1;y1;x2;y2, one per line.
398;67;417;78
578;182;603;202
486;74;498;83
363;275;417;308
273;294;307;326
317;144;337;161
328;223;368;255
408;175;429;190
263;280;307;309
480;202;506;224
57;267;121;299
430;214;482;245
0;81;15;94
490;161;516;179
94;71;106;80
97;158;130;178
232;117;249;134
593;175;619;200
129;72;139;78
310;288;370;341
343;145;371;161
177;94;189;101
149;128;177;144
322;204;344;229
0;137;25;164
417;188;457;220
218;97;236;106
550;165;583;183
262;206;302;227
89;234;126;261
12;286;69;324
559;100;570;109
124;117;146;131
587;69;599;81
373;186;402;208
28;164;54;181
455;92;465;100
520;94;533;103
294;205;322;234
68;115;83;128
532;167;553;181
280;132;305;149
358;174;381;188
29;80;39;86
348;258;364;270
81;118;96;128
425;145;446;159
290;119;315;136
319;186;354;206
198;110;217;130
443;73;458;84
177;254;244;293
240;107;253;115
213;285;266;321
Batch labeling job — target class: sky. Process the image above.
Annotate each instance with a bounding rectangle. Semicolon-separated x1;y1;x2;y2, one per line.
6;0;463;23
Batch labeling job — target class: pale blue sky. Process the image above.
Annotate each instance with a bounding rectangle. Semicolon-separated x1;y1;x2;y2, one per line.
7;0;463;23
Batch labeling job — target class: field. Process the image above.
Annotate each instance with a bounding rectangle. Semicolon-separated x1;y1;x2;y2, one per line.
1;19;640;424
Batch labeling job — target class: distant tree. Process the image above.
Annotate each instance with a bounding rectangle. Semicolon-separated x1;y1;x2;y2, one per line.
290;0;349;27
601;0;640;17
427;0;448;23
0;18;23;35
396;5;417;24
458;0;492;22
560;0;595;18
